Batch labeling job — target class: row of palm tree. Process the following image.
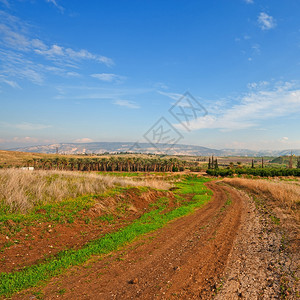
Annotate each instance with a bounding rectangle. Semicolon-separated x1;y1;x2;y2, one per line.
26;157;191;172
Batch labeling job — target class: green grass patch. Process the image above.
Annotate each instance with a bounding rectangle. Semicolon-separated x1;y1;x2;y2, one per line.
270;215;280;225
174;175;212;195
97;172;144;177
224;199;232;206
0;195;97;226
97;214;115;224
149;197;170;209
0;186;132;232
0;176;212;297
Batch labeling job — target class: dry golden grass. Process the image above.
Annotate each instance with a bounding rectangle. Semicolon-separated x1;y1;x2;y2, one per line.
223;178;300;212
0;169;171;213
0;150;45;167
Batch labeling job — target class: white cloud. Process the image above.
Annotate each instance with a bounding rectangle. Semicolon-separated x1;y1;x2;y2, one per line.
1;122;52;130
174;81;300;131
54;86;152;103
13;136;39;143
221;138;300;151
244;0;254;3
45;0;64;13
154;82;169;89
0;24;31;51
0;11;114;86
91;73;125;82
0;136;57;147
31;39;47;50
251;44;261;55
247;81;269;89
158;91;183;100
66;71;80;77
74;138;94;143
35;46;114;66
0;75;20;88
113;100;140;109
258;12;276;30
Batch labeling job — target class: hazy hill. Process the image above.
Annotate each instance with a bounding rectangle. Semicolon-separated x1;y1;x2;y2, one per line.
9;142;300;157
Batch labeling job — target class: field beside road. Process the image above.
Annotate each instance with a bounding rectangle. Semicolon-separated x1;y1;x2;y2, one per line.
0;168;299;299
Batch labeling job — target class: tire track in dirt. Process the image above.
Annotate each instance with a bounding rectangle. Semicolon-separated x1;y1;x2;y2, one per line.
14;181;244;300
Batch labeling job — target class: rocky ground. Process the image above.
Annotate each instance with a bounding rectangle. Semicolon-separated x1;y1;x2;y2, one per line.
215;185;299;299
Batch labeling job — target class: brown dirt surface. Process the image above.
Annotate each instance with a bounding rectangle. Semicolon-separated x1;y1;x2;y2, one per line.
13;181;244;299
9;180;298;299
217;181;300;299
0;189;172;273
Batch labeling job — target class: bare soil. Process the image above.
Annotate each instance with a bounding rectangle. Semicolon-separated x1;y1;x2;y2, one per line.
9;180;299;299
217;182;299;299
13;181;242;299
0;188;173;273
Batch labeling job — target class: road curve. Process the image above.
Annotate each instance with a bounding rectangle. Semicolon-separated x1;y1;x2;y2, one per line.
15;181;245;300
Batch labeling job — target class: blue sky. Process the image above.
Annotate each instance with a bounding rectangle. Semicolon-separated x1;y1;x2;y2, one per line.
0;0;300;150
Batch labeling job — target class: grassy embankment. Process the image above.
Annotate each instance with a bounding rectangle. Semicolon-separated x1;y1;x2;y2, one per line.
0;172;212;296
223;178;300;218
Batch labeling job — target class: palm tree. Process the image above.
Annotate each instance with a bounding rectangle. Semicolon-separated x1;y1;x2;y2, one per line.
101;158;108;171
69;158;76;171
77;158;84;171
83;158;91;171
53;157;60;170
109;157;116;172
60;157;68;170
116;157;124;171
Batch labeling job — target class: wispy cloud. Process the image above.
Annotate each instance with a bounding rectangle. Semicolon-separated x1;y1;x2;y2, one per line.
157;91;183;100
154;82;169;89
258;12;276;30
247;81;269;89
113;100;140;109
174;81;300;131
1;122;52;130
0;50;45;84
0;10;113;87
12;136;39;143
0;75;20;88
244;0;254;4
91;73;126;83
35;46;113;66
0;136;57;146
54;86;152;101
66;71;80;77
74;138;94;143
220;138;300;151
45;0;64;13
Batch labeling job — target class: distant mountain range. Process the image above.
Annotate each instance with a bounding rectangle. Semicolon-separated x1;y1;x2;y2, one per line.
9;142;300;157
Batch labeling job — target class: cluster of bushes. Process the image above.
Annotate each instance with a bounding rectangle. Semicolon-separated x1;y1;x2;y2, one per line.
206;167;300;177
189;166;204;172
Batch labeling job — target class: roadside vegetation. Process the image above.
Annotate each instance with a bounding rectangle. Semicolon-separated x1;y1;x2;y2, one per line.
206;167;300;177
0;169;171;213
0;172;212;297
223;177;300;214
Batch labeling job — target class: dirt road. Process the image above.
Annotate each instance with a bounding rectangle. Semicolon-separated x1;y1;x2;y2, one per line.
13;181;244;299
12;178;299;300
